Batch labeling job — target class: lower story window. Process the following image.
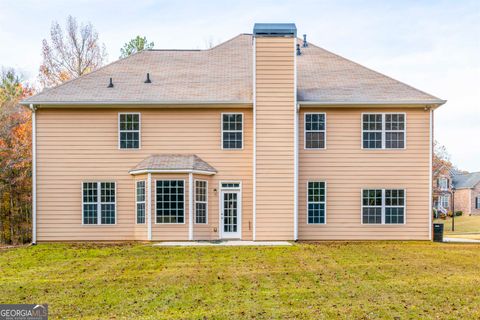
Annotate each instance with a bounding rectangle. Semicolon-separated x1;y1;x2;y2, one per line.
195;180;208;224
82;182;116;225
438;195;449;209
136;180;146;224
307;181;326;224
362;189;405;224
156;180;184;223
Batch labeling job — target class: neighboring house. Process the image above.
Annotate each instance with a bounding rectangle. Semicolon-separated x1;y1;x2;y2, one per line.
452;172;480;216
433;170;453;214
21;23;446;242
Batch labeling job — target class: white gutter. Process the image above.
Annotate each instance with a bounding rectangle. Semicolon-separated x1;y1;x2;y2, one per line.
293;38;298;241
20;100;252;106
30;104;37;244
188;173;193;240
252;36;257;241
429;108;433;241
147;173;152;241
129;169;216;176
299;100;447;106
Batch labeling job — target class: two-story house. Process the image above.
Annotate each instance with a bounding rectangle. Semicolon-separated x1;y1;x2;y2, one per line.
22;23;446;242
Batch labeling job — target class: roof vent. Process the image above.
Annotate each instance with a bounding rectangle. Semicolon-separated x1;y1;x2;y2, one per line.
107;77;114;88
144;73;151;83
296;44;302;56
303;34;308;48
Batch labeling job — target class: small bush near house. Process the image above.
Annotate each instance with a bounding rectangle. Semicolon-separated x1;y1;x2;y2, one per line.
455;211;463;216
440;213;447;220
447;211;454;217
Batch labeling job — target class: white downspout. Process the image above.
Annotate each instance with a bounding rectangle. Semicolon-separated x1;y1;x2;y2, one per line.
293;38;299;241
252;36;257;241
30;104;37;244
147;173;152;241
428;108;433;241
188;173;193;240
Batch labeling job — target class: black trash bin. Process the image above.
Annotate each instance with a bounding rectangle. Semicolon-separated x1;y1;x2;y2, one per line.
433;223;444;242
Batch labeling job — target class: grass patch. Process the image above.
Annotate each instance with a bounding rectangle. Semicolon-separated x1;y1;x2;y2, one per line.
1;242;479;319
434;214;480;236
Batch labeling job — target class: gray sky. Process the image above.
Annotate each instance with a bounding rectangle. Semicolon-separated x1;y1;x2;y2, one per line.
1;0;478;171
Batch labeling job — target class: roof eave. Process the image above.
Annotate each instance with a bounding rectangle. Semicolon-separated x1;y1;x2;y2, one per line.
299;100;447;107
129;169;217;176
21;100;252;107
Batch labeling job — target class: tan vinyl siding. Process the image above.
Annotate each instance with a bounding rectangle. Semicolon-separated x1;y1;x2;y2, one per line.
254;36;295;240
299;107;431;240
36;107;253;241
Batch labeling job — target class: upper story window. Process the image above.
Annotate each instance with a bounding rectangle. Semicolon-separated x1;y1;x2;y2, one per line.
222;113;243;149
362;189;405;224
305;113;326;149
438;177;449;191
82;182;116;225
195;180;208;224
119;113;140;149
362;113;405;149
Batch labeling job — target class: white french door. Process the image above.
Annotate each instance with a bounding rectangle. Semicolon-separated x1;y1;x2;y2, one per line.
220;184;241;239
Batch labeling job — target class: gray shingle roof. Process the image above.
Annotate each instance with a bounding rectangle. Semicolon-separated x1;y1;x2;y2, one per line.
130;154;217;175
23;34;444;105
452;172;480;189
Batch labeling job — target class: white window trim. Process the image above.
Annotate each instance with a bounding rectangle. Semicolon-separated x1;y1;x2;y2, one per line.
360;188;407;225
304;112;327;150
135;180;146;224
361;112;406;150
154;179;186;224
439;194;450;209
194;179;208;224
221;112;244;150
118;112;141;149
306;181;327;224
438;177;449;191
81;181;117;226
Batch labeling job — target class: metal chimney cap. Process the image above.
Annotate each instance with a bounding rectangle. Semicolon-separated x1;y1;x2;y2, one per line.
253;23;297;37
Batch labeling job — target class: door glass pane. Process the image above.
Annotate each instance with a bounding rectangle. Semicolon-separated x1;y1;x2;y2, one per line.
223;192;238;233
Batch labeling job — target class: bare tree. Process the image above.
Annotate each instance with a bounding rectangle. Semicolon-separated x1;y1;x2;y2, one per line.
39;15;107;88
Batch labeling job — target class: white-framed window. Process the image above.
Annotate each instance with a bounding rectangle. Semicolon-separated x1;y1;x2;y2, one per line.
119;113;141;149
362;189;405;224
221;182;241;189
362;113;405;149
438;177;449;191
136;180;146;224
222;113;243;149
156;180;185;224
438;195;449;209
195;180;208;224
82;182;116;225
305;113;326;149
307;181;326;224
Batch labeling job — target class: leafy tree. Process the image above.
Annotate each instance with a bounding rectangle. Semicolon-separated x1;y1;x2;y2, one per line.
120;36;154;58
39;15;107;88
0;69;34;244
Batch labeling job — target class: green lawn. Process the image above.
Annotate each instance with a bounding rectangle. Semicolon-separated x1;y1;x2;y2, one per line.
1;242;480;319
434;214;480;239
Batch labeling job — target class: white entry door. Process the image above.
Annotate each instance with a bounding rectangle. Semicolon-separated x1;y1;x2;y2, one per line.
220;189;241;239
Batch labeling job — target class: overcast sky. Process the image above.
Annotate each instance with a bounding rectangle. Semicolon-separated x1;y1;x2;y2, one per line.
0;0;478;171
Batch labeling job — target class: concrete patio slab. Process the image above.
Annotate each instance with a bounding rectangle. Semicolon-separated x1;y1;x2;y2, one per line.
443;237;480;243
153;240;292;247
